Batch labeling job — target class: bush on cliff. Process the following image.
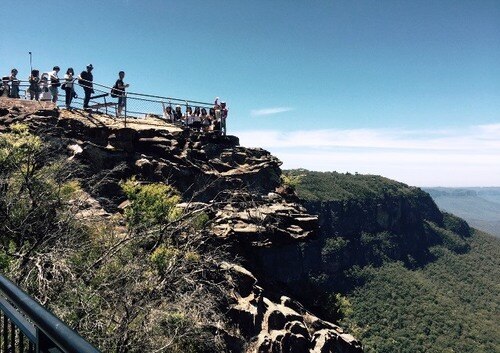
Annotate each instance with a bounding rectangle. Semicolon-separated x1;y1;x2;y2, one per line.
0;127;232;352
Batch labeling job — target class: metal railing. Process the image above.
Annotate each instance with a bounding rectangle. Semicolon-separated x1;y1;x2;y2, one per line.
3;79;223;131
7;79;214;115
0;274;100;353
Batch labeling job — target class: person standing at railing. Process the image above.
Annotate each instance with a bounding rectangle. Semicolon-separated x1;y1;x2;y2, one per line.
192;106;202;131
213;102;221;133
78;64;94;109
114;71;129;116
49;66;61;103
162;104;174;123
9;69;20;98
28;69;41;100
201;108;211;132
209;108;216;131
184;106;193;128
220;101;228;136
39;73;52;101
0;76;10;98
174;105;183;124
63;68;75;110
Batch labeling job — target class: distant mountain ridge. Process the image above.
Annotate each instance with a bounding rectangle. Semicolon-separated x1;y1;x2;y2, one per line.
423;187;500;237
282;170;500;353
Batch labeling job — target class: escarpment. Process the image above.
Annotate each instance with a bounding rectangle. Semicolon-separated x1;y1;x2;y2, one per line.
0;100;363;353
251;170;474;308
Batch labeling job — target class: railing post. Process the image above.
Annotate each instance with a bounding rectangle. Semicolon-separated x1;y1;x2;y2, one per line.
124;92;127;127
36;329;62;353
0;275;100;353
3;314;8;353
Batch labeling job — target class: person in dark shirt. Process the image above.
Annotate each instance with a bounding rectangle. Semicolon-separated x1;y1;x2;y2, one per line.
114;71;129;116
220;101;228;136
0;76;10;97
78;64;94;109
9;69;20;98
173;105;183;124
28;70;41;100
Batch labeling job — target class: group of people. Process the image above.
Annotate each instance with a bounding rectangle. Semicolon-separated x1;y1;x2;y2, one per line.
162;98;228;135
1;64;128;113
1;65;228;134
1;69;20;99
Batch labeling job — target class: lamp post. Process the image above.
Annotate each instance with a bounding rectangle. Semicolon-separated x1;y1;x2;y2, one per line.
29;52;32;72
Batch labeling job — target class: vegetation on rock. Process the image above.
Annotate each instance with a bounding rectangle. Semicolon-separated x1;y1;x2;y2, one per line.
0;127;232;352
284;169;500;353
0;105;365;353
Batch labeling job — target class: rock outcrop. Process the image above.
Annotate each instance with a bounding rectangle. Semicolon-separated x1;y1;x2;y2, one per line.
223;263;362;353
0;99;363;353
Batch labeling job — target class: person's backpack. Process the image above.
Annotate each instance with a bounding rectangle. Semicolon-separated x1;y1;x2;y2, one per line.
51;77;61;88
110;84;120;98
78;71;86;86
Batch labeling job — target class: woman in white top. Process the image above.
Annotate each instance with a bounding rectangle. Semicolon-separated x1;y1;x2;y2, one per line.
64;68;75;109
162;103;174;123
201;108;211;132
49;66;60;103
214;103;222;133
39;73;52;101
185;106;193;128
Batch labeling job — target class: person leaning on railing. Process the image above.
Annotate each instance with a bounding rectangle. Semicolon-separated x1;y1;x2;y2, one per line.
49;66;61;103
114;71;129;116
220;101;228;136
174;105;183;123
63;68;76;110
9;68;20;98
192;106;202;131
39;73;51;101
201;107;211;132
0;76;10;98
28;69;41;100
162;104;174;123
78;64;94;109
184;106;193;128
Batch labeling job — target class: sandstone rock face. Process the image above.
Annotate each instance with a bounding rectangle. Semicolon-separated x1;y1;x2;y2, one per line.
304;192;443;238
212;191;318;247
222;263;362;353
0;101;364;353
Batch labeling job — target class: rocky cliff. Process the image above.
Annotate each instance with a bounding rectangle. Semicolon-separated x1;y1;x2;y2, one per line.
249;170;473;311
0;99;362;353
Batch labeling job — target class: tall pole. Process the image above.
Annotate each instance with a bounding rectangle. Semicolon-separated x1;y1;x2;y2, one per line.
29;52;32;72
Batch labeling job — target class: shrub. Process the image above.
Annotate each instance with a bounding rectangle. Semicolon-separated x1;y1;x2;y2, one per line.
121;179;182;228
281;172;303;189
151;245;179;274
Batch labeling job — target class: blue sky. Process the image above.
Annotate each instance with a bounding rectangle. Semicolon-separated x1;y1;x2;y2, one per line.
1;0;499;186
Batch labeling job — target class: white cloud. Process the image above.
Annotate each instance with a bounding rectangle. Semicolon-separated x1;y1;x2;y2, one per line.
250;107;294;116
234;125;500;187
236;126;500;151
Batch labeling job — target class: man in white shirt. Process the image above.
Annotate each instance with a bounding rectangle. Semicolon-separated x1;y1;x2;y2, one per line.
49;66;61;103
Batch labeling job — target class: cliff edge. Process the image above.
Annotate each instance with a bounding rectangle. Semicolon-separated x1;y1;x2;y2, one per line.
0;99;362;353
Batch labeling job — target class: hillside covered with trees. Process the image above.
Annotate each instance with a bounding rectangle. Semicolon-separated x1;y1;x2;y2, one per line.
284;169;500;353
